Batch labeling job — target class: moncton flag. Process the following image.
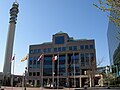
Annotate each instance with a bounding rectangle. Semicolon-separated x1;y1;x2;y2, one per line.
37;54;44;61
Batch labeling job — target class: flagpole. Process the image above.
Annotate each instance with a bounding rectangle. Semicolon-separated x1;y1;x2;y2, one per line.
52;55;54;89
57;52;59;89
40;58;42;90
41;55;44;90
73;53;75;88
12;54;15;90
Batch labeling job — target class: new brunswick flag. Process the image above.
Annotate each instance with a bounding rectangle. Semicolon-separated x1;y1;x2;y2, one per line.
21;54;28;62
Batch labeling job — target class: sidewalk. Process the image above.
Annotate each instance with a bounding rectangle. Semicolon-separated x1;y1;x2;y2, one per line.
1;86;120;90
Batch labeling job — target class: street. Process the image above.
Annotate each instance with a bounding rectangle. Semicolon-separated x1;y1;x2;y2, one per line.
1;87;120;90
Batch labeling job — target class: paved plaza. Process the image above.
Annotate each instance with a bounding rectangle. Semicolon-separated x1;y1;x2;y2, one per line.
1;87;120;90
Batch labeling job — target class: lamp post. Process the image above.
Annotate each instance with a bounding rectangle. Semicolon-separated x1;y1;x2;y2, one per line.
24;67;27;90
106;65;110;89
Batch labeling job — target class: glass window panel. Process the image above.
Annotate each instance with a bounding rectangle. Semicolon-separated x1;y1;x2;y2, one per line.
29;57;33;61
90;45;94;49
80;45;84;50
29;60;32;65
29;72;32;76
30;50;33;54
33;56;36;60
48;48;51;52
29;65;32;68
44;48;47;53
81;53;84;62
58;47;62;52
69;46;72;50
62;47;66;51
34;49;37;53
37;72;40;76
38;49;41;53
90;53;94;60
33;60;36;65
55;36;64;44
33;72;36;76
33;65;36;68
73;46;77;50
54;48;57;52
85;45;89;49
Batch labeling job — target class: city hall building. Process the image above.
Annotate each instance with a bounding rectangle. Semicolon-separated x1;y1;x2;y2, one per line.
27;32;96;88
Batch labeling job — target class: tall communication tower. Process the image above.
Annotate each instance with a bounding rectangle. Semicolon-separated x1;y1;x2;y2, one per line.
3;1;19;80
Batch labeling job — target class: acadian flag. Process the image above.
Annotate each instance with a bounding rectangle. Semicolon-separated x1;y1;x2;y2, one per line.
37;54;44;61
21;54;28;62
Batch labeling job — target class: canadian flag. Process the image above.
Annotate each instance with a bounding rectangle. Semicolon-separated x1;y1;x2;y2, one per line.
37;54;44;61
52;56;58;61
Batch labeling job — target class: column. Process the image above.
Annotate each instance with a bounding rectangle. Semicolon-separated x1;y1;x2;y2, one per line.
80;77;82;88
89;77;92;87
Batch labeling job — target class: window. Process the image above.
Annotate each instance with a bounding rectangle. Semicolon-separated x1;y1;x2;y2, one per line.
90;53;94;60
85;45;89;49
37;72;40;76
33;56;36;60
34;49;37;53
29;65;32;68
38;49;41;53
59;55;66;60
85;53;89;65
58;47;62;52
29;72;32;76
90;45;94;49
54;48;57;52
33;72;36;76
73;46;77;50
37;64;40;68
33;60;36;65
62;47;66;51
80;45;84;50
33;65;36;68
30;50;33;54
44;48;47;53
29;60;32;65
37;80;40;85
29;57;33;61
48;48;51;52
69;46;72;50
55;36;64;44
81;53;84;62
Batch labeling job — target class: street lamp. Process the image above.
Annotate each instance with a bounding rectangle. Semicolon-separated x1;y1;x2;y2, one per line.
24;67;27;90
106;65;110;89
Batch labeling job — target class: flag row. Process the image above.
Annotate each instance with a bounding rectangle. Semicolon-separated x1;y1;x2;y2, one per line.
11;53;76;62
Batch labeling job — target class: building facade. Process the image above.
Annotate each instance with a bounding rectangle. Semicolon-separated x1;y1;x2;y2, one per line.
27;32;96;87
107;15;120;76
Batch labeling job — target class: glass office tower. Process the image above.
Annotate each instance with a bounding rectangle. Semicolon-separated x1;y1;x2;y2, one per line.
107;17;120;75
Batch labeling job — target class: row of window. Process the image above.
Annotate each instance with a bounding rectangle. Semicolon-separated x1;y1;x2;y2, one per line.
29;68;80;77
30;45;94;54
29;62;91;69
29;53;94;61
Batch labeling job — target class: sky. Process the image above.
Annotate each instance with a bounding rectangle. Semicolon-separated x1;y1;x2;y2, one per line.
0;0;110;75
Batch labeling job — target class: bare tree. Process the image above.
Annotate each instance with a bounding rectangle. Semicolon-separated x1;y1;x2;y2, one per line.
93;0;120;26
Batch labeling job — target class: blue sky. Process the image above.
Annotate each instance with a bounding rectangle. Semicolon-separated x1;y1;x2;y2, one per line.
0;0;109;75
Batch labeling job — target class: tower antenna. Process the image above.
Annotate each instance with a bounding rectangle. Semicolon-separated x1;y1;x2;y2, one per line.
15;0;18;3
